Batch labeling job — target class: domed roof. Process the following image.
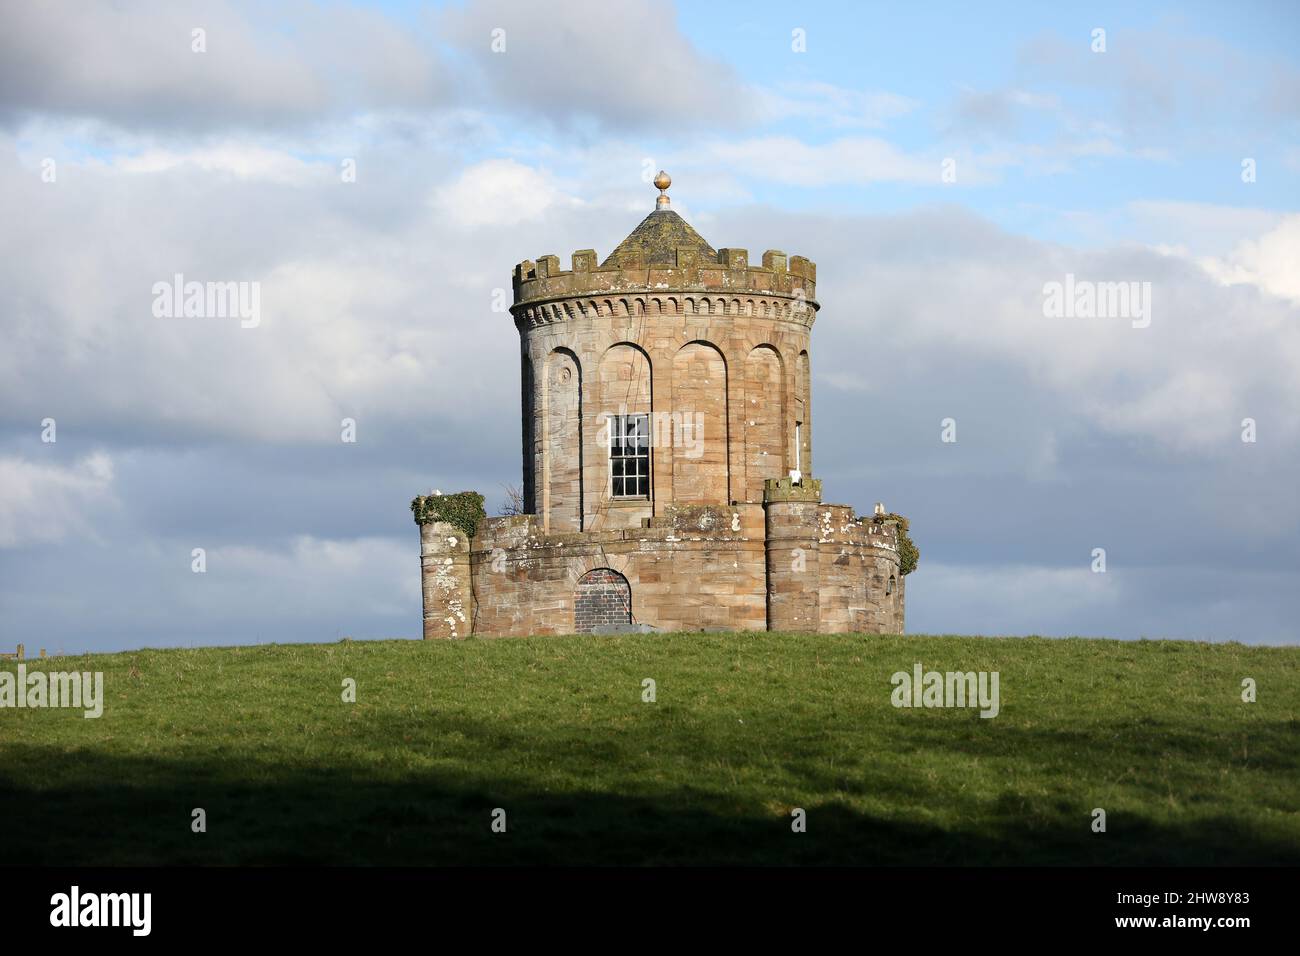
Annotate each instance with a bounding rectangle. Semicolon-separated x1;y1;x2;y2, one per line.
600;208;717;268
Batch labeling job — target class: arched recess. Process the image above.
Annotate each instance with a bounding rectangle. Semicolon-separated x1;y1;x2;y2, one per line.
795;349;812;475
591;343;653;517
544;348;582;532
672;341;729;504
521;351;535;513
574;568;631;633
744;345;785;502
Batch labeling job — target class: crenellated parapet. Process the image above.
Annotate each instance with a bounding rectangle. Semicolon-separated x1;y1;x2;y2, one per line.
511;247;818;330
815;504;902;553
763;475;823;503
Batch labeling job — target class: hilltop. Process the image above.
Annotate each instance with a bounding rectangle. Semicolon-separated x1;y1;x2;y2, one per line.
1;633;1296;865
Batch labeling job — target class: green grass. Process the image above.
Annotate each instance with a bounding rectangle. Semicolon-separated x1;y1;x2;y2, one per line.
2;633;1297;865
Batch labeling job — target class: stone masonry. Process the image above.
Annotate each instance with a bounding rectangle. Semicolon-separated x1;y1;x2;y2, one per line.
414;173;908;637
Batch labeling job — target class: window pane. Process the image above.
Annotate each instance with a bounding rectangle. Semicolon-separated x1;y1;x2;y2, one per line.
608;413;651;498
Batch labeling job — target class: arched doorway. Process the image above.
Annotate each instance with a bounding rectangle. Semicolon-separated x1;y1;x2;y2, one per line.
574;569;631;633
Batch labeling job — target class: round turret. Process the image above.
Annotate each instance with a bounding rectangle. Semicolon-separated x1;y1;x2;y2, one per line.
510;176;820;533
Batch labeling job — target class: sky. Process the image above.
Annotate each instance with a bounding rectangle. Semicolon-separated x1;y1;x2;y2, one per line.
1;0;1297;653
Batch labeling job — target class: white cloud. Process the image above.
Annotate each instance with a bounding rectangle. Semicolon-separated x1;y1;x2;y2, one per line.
0;453;116;548
1128;200;1286;257
116;145;321;184
757;83;918;130
744;204;1300;454
702;136;941;187
207;535;417;618
6;139;1297;461
434;159;583;228
1016;24;1300;143
1194;215;1300;305
0;139;511;445
437;0;751;129
0;0;444;131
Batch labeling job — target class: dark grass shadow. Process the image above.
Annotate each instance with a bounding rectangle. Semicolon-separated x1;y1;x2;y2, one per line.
3;708;1298;866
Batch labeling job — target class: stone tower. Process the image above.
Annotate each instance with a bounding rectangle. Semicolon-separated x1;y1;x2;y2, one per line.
413;174;908;637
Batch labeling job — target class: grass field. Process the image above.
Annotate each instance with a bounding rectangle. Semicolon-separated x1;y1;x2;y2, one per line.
1;632;1297;866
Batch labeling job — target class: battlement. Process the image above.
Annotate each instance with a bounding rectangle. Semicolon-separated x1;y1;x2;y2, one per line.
816;504;901;552
512;246;818;317
763;476;823;503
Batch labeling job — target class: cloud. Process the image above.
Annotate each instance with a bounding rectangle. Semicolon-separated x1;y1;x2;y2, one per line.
756;83;919;130
204;535;418;619
1016;23;1300;141
0;0;773;140
701;136;942;186
1194;214;1300;305
436;0;753;130
908;562;1298;644
1127;200;1287;256
723;203;1300;455
0;528;418;653
0;453;116;547
434;158;584;228
6;141;1297;462
908;561;1120;633
114;144;322;184
0;140;509;445
0;0;444;132
946;87;1060;137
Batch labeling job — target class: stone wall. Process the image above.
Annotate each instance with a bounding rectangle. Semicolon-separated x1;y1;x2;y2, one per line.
814;504;905;634
419;520;473;640
466;505;767;636
426;491;904;638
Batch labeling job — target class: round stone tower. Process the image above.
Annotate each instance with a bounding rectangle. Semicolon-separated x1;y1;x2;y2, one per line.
511;173;820;533
413;173;907;638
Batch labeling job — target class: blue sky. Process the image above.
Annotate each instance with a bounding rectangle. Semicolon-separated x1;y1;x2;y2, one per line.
0;0;1297;652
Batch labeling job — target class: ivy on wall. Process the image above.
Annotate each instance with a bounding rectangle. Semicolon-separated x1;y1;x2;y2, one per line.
411;491;486;540
873;512;919;576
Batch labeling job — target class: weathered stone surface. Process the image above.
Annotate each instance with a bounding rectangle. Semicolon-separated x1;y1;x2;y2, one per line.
419;521;472;639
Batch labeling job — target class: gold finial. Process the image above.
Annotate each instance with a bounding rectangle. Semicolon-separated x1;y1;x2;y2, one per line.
653;170;671;209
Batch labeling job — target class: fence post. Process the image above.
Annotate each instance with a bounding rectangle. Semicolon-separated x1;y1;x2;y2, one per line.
16;643;24;661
